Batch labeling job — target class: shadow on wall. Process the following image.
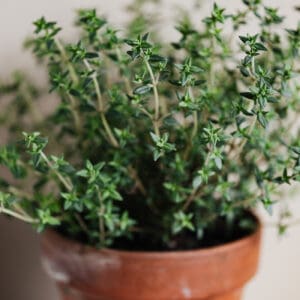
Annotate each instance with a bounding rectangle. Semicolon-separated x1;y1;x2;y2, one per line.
0;216;58;300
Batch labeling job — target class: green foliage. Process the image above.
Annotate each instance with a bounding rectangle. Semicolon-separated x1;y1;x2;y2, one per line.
0;1;300;250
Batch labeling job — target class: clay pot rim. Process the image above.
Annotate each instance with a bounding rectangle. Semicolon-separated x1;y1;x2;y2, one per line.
46;211;261;259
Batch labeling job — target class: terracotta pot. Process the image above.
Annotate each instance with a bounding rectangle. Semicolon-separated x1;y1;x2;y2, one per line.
40;218;261;300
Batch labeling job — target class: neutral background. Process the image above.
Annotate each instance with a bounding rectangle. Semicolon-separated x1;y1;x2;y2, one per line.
0;0;300;299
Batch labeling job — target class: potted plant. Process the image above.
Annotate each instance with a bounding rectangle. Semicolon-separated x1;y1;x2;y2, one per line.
0;1;299;299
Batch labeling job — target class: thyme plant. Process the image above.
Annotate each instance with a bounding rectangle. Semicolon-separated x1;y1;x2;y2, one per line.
0;1;300;249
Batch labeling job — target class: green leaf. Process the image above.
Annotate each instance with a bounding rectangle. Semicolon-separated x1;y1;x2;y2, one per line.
291;147;300;155
267;97;279;103
257;112;267;128
255;43;267;51
173;211;195;234
85;52;99;59
240;92;255;99
240;67;250;77
149;55;167;63
133;85;152;95
192;176;202;189
261;197;275;215
190;66;203;73
239;35;248;43
214;156;222;170
142;32;149;41
76;169;88;178
150;132;160;143
193;79;206;86
153;149;162;161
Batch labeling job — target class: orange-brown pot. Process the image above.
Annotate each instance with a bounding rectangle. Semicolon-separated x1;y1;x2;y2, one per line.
40;219;261;300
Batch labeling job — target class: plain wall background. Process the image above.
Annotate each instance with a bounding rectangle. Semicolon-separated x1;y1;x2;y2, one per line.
0;0;300;299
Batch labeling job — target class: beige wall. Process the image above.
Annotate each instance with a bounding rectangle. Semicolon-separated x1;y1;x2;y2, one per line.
0;0;300;299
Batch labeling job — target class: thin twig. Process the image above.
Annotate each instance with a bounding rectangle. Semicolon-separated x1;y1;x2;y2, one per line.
84;61;147;195
183;87;199;160
75;213;89;234
128;165;146;195
40;152;73;191
83;59;119;148
144;58;161;137
66;93;82;134
54;39;82;133
0;207;38;223
115;47;132;95
96;188;106;245
54;38;79;84
183;146;213;210
233;114;257;158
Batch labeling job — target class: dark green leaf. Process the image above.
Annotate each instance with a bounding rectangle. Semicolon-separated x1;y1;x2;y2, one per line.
133;85;152;95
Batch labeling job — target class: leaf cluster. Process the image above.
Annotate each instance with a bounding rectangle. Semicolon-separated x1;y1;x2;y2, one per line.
0;1;300;249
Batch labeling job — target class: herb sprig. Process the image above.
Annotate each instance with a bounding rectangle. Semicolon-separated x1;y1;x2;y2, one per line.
0;1;299;249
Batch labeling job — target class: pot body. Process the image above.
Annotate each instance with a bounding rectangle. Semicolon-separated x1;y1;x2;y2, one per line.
56;284;243;300
40;220;261;300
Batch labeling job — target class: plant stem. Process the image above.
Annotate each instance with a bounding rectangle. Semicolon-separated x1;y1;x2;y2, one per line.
115;47;132;95
96;188;106;245
183;146;213;210
83;59;119;148
155;73;168;115
13;202;30;216
144;58;161;137
75;213;89;234
137;105;153;119
183;188;201;211
192;111;198;138
54;38;79;85
84;62;147;196
52;39;82;134
0;206;38;223
40;152;73;191
251;56;256;76
189;87;198;139
234;114;257;158
128;165;146;195
183;87;198;160
66;93;82;134
233;57;257;158
8;187;33;199
209;38;216;87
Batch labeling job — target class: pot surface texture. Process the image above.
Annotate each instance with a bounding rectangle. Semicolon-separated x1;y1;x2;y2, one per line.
40;218;261;300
